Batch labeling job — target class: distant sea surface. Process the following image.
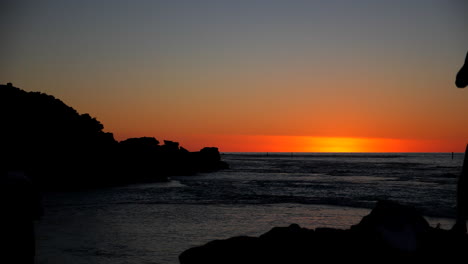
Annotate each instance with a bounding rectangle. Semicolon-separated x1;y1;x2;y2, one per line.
36;152;464;264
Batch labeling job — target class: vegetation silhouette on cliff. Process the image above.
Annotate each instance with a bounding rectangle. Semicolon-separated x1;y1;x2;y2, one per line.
1;83;227;190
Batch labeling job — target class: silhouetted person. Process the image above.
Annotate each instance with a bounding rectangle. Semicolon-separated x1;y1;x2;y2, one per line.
455;51;468;88
451;51;468;234
0;171;43;264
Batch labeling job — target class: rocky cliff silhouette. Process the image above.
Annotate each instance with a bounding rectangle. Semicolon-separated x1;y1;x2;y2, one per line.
1;83;228;190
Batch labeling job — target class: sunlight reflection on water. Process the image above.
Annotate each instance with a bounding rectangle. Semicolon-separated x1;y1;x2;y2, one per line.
36;202;455;264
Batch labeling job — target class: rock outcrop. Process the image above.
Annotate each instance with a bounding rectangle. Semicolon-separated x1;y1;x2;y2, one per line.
179;201;468;263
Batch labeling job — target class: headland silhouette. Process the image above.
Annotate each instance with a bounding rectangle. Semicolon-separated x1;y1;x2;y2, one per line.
1;83;228;191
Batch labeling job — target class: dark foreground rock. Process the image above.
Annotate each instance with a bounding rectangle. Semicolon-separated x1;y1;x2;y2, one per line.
179;200;468;263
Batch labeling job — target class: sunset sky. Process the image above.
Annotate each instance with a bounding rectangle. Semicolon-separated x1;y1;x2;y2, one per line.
1;0;467;152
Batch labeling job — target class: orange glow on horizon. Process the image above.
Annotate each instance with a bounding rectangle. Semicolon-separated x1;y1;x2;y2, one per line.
305;137;372;153
115;134;466;153
302;137;463;153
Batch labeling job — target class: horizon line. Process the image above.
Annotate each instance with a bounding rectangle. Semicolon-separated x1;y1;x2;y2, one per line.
221;151;464;154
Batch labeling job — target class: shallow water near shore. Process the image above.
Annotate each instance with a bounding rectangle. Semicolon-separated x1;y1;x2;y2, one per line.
36;153;463;264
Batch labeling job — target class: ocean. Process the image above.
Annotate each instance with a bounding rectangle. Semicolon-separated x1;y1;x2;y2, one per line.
36;152;464;264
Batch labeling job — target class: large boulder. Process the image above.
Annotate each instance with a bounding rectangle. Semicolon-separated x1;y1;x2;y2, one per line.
193;147;229;172
351;200;430;252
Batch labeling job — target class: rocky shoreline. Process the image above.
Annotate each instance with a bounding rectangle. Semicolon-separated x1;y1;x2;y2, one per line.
179;200;468;263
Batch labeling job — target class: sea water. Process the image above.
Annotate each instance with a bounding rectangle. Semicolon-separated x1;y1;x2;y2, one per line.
35;153;464;264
